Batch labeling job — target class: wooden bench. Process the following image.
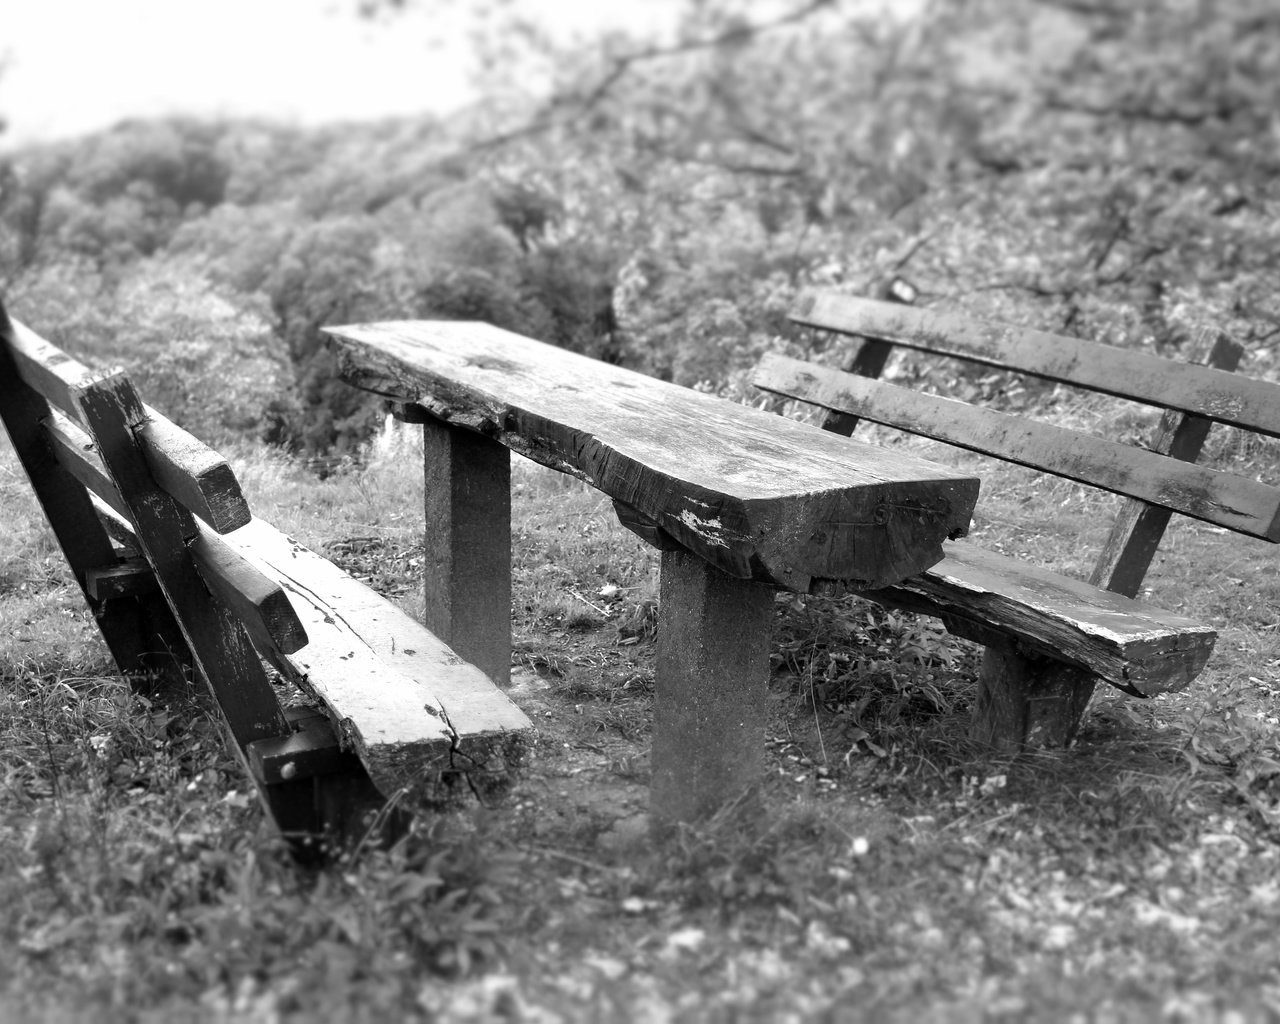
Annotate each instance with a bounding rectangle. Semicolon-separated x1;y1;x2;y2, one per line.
324;320;981;824
752;288;1280;751
0;302;532;849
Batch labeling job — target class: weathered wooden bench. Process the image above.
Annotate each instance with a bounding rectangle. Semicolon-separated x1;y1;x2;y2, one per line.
752;288;1280;751
0;302;532;848
325;320;981;824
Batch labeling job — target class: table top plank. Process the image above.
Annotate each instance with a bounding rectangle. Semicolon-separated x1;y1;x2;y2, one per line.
325;321;981;591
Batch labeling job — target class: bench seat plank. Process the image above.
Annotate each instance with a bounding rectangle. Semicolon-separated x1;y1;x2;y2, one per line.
223;518;534;806
754;353;1280;541
878;540;1217;695
791;293;1280;438
325;320;980;591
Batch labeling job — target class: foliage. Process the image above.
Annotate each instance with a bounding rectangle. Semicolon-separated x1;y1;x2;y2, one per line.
2;4;1280;1018
3;0;1277;456
3;430;1280;1021
7;257;293;447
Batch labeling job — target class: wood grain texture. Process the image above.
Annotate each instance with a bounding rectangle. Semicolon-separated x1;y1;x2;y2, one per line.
89;493;141;553
136;416;250;533
754;353;1280;541
85;559;159;601
326;320;979;591
6;315;250;532
74;371;289;747
790;292;1280;438
246;707;347;785
420;419;512;685
1090;332;1246;595
189;533;309;657
0;306;159;675
43;413;307;656
651;550;774;824
875;540;1217;695
970;646;1096;752
222;518;533;806
817;276;915;436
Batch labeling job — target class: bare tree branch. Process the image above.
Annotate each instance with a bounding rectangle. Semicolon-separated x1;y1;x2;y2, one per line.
458;0;839;157
1045;94;1246;126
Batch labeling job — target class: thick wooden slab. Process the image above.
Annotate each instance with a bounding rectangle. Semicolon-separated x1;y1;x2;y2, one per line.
754;353;1280;541
875;540;1218;695
791;292;1280;439
6;316;251;532
325;321;980;591
222;517;533;806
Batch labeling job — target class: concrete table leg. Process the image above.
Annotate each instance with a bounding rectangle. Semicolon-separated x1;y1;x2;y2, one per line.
421;419;512;685
651;548;776;826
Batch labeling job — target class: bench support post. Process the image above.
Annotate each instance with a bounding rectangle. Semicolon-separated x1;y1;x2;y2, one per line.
421;418;512;686
970;645;1096;752
972;330;1245;752
651;550;775;826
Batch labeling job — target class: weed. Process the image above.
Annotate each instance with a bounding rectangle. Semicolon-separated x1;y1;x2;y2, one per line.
773;592;978;754
4;397;1280;1021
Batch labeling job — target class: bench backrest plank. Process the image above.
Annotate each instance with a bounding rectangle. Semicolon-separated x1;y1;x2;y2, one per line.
791;292;1280;438
1090;333;1245;596
0;315;154;675
75;369;290;746
754;353;1280;542
43;411;308;655
325;320;981;591
6;315;251;533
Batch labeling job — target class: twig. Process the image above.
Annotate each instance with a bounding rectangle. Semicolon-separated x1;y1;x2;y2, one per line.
569;590;610;616
537;847;625;874
462;0;839;156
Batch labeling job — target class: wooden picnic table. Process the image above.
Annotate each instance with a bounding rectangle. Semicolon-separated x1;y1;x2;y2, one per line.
326;320;980;823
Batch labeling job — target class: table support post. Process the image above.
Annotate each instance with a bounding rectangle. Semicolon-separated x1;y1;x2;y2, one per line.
421;419;511;685
651;549;775;827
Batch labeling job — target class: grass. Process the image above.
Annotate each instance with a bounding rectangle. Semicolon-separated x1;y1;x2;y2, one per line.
2;410;1280;1022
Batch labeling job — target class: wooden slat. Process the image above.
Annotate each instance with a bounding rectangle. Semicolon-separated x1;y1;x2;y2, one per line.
44;412;135;519
189;532;309;658
325;320;980;592
72;370;290;748
4;317;98;421
1090;332;1246;595
753;353;1280;542
6;316;250;532
791;292;1280;439
89;493;141;553
874;540;1218;696
819;276;917;436
136;416;251;533
86;558;160;601
247;707;347;785
222;517;534;806
0;305;160;675
43;413;308;656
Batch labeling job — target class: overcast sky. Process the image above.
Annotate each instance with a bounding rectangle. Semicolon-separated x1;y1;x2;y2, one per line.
0;0;684;147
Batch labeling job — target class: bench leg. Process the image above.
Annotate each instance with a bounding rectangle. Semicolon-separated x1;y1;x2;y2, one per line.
970;645;1097;752
421;419;512;686
651;549;775;826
